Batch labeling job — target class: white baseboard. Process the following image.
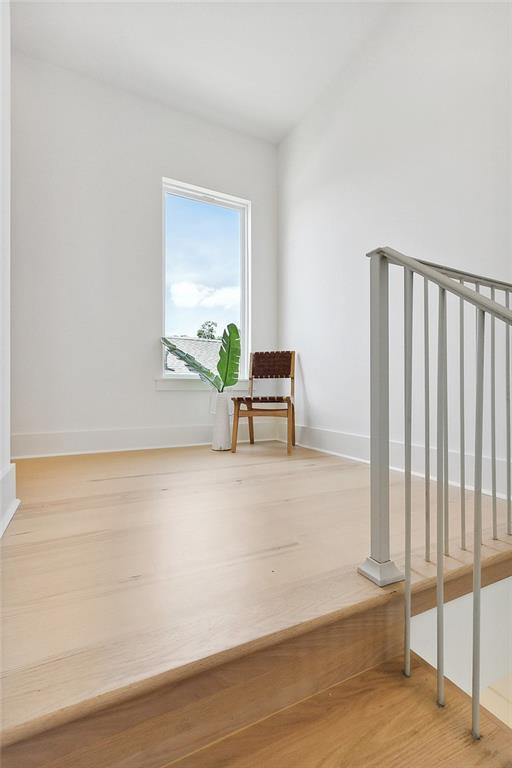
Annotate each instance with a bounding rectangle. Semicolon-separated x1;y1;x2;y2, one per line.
11;420;509;498
291;425;371;464
285;424;510;499
12;420;279;459
1;463;20;537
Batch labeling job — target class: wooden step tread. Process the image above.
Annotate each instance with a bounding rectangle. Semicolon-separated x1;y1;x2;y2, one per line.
0;592;404;767
172;655;512;768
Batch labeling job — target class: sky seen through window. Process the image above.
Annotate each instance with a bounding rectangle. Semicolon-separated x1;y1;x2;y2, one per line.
165;193;241;339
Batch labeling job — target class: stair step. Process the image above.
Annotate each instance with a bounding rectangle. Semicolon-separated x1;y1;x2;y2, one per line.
4;552;511;767
172;655;512;768
1;592;403;768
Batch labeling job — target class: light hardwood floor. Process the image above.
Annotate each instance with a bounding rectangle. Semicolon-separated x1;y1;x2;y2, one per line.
1;442;511;746
172;654;512;768
1;592;404;767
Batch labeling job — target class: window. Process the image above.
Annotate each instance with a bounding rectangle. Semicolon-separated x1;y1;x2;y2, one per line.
162;178;250;379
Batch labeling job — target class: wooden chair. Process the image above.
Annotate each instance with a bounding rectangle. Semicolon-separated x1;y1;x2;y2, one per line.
231;351;296;455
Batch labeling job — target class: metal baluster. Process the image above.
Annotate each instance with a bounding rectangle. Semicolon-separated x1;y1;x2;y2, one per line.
424;279;431;561
437;287;446;707
491;287;497;539
460;283;466;549
443;294;449;556
472;308;485;740
506;291;511;536
404;269;413;677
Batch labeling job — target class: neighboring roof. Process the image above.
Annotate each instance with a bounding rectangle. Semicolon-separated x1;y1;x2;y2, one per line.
165;336;221;376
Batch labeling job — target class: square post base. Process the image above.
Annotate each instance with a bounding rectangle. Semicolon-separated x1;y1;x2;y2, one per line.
358;557;404;587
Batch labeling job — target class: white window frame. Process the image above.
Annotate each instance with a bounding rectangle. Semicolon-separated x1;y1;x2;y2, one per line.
160;177;251;384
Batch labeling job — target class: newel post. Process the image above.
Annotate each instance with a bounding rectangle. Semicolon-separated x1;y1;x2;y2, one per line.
358;251;404;586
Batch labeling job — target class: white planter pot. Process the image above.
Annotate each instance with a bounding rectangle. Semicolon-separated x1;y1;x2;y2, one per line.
211;391;231;451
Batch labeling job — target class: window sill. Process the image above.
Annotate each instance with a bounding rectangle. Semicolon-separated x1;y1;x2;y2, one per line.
155;377;249;392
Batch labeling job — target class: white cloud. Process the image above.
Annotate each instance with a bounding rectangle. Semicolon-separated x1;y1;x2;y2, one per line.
170;281;240;310
170;281;209;308
202;286;240;309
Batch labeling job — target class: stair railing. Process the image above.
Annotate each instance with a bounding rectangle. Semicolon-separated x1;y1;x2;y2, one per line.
358;246;512;739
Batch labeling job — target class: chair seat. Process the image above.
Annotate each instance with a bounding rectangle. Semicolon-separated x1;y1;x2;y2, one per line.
232;396;291;404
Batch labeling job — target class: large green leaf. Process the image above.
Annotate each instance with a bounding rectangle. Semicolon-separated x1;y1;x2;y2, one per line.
161;337;223;391
217;323;241;391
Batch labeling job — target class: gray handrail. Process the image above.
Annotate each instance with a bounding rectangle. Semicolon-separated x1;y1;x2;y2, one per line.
418;259;512;292
368;247;512;324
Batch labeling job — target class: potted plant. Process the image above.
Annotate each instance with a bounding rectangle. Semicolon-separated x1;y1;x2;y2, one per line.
161;323;241;451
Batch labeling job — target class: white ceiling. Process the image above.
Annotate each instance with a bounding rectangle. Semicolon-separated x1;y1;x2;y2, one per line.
11;2;389;143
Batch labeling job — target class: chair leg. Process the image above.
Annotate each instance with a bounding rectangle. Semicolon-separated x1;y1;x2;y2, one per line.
292;403;296;446
248;417;255;444
231;402;240;453
287;403;293;455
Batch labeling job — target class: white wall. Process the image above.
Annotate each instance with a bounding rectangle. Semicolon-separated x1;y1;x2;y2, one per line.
278;3;512;493
10;4;512;469
1;2;19;533
412;576;512;696
11;54;278;457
